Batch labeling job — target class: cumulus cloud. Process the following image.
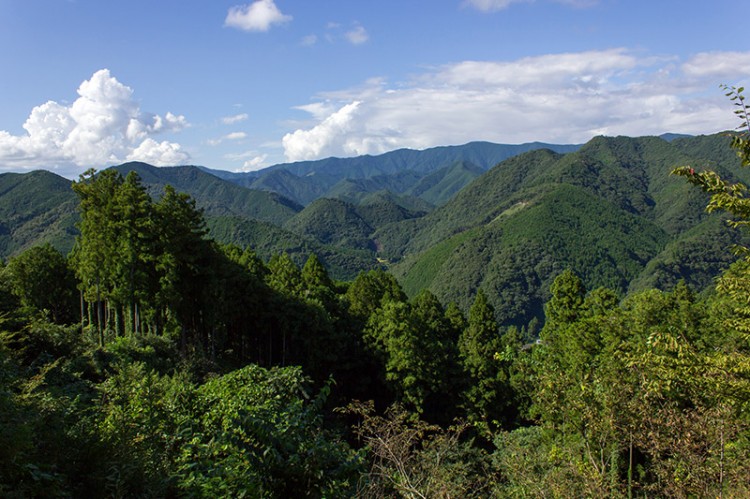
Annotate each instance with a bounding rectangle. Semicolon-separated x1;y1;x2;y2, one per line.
221;113;249;125
225;0;292;32
241;154;268;171
0;69;189;175
127;139;188;166
283;102;365;160
281;49;750;162
345;25;369;45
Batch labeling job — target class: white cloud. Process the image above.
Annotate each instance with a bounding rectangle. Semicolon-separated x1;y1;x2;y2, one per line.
682;51;750;79
221;113;249;125
208;131;248;146
225;0;292;32
223;150;269;172
464;0;531;11
0;69;189;175
464;0;597;10
345;25;369;45
240;154;268;171
127;139;188;166
282;101;365;161
281;49;750;162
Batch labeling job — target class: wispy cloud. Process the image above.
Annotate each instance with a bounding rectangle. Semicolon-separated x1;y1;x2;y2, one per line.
0;69;189;176
224;150;269;171
464;0;531;11
345;25;369;45
222;113;249;125
281;49;750;162
225;0;292;32
301;34;318;46
310;21;369;46
208;131;248;146
464;0;597;11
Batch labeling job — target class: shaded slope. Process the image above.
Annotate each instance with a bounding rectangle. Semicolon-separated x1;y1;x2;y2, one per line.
406;160;485;206
392;184;668;325
206;216;380;280
111;162;302;225
0;170;78;256
283;198;375;250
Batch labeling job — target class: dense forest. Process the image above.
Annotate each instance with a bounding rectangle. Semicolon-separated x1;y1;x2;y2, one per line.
4;89;750;497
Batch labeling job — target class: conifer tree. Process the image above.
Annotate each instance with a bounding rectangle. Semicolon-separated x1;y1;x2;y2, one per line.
458;289;508;429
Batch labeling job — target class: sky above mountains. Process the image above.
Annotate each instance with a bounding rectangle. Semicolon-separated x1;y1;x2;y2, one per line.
0;0;748;178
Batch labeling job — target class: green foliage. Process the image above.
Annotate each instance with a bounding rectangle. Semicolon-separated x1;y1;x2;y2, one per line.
363;291;457;417
177;364;362;497
394;183;670;327
206;215;381;281
544;269;586;326
458;289;515;431
3;244;77;323
97;361;193;496
267;252;304;297
346;269;406;321
406;160;485;206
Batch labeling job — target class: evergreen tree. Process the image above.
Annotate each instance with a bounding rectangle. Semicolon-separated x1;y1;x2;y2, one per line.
458;289;508;429
267;252;303;297
71;169;125;343
544;268;586;327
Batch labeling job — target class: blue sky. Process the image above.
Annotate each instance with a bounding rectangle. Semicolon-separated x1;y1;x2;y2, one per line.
0;0;748;178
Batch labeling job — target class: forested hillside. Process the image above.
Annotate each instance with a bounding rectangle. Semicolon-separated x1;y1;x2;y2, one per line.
0;170;79;256
384;133;750;326
1;132;748;320
3;97;750;495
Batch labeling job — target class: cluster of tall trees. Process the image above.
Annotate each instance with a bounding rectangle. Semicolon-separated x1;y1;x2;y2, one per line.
3;89;750;496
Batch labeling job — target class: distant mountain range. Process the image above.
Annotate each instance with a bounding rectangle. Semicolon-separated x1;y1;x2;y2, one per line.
200;141;582;206
1;133;743;327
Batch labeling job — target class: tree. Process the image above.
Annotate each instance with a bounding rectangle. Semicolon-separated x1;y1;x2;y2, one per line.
266;252;303;297
4;244;77;324
458;289;509;430
112;171;154;335
151;184;211;340
544;268;586;327
346;269;406;322
362;291;457;415
71;169;125;343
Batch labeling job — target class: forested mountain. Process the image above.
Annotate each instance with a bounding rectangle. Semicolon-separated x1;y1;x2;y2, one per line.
111;162;302;225
5;109;750;497
203;140;581;205
0;170;79;256
0;133;745;317
377;133;749;326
